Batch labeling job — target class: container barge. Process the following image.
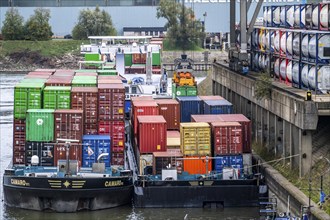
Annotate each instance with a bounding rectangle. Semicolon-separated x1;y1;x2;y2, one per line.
3;40;266;212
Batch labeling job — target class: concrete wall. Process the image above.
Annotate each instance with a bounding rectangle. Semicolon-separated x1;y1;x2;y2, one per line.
212;64;319;175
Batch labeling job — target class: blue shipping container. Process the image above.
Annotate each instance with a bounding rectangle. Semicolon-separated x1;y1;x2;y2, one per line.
203;100;233;114
214;155;243;174
125;100;131;114
176;96;202;122
82;135;111;167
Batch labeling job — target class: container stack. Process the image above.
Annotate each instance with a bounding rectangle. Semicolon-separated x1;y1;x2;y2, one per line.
12;67;126;168
254;2;330;93
97;77;126;166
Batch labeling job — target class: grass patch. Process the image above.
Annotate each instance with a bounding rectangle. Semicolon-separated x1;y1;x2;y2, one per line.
253;142;330;215
0;40;88;57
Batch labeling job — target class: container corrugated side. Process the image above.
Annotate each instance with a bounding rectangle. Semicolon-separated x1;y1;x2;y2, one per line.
45;77;72;86
203;100;233;114
137;115;167;153
54;109;84;142
43;86;71;109
155;99;180;130
218;114;252;153
180;122;211;156
26;109;54;142
98;120;125;153
132;100;159;135
211;121;243;155
176;96;202;122
71;87;98;134
13;119;26;153
98;84;125;121
191;114;224;123
54;144;82;166
25;142;54;166
14;82;45;119
82;135;111;167
183;156;212;175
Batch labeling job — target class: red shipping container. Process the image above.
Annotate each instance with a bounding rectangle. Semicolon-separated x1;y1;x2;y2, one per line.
45;77;72;86
71;87;98;134
132;100;159;135
112;152;124;165
211;121;243;155
98;84;125;120
54;110;84;142
131;96;153;102
97;79;122;84
218;114;251;153
24;74;50;79
137;115;167;153
155;99;180;130
53;71;75;76
98;75;122;80
28;71;53;75
13;119;26;152
34;69;56;73
98;120;125;153
183;156;212;175
191;114;224;123
53;144;82;166
13;152;25;165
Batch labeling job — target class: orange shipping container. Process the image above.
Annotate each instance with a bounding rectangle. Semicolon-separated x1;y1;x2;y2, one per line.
183;156;212;175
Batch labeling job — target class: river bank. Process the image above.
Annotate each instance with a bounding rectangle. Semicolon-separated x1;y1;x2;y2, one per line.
0;50;228;72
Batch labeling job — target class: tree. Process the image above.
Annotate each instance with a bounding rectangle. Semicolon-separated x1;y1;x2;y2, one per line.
157;0;205;51
25;8;53;41
72;6;116;40
1;8;25;40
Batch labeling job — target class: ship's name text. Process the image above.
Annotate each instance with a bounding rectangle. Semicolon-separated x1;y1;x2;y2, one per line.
105;180;123;187
11;179;30;186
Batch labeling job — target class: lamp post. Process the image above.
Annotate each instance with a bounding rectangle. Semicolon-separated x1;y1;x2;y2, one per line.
203;12;207;49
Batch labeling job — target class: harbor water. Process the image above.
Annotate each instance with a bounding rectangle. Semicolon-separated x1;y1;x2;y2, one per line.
0;72;260;220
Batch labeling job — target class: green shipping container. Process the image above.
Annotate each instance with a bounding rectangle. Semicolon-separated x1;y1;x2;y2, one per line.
75;69;97;73
176;86;187;97
97;70;118;75
124;54;132;66
172;83;177;99
14;82;45;119
72;76;97;87
43;86;71;109
26;109;55;141
21;78;47;83
186;86;197;96
152;52;161;66
84;53;100;61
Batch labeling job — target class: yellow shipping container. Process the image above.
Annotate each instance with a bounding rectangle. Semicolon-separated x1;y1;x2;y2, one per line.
180;122;211;156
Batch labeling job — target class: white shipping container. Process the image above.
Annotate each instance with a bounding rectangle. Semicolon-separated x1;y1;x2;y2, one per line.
301;64;309;87
274;30;280;53
320;3;329;30
292;61;300;85
286;60;293;82
273;6;281;26
311;4;320;29
292;32;301;58
305;4;313;29
308;65;330;92
280;59;287;80
280;6;286;27
280;31;286;55
286;5;294;28
274;58;280;78
301;34;309;59
307;33;330;61
286;32;293;56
